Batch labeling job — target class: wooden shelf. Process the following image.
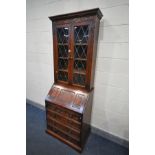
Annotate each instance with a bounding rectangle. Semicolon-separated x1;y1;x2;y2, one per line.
59;57;87;61
59;57;68;59
72;83;85;88
58;69;68;72
74;58;87;61
58;43;68;46
75;43;88;46
73;70;86;75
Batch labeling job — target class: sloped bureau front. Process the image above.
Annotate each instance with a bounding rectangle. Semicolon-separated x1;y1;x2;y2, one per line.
46;84;89;114
45;8;103;152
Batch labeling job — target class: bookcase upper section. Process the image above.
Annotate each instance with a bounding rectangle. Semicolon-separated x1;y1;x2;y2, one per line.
49;8;103;91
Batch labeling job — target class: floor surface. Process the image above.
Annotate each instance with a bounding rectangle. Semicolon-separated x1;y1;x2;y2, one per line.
26;103;129;155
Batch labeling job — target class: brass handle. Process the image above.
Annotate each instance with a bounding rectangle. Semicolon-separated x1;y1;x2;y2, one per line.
68;49;73;59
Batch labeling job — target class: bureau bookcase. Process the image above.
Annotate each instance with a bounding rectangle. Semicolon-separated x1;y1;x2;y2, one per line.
45;8;103;152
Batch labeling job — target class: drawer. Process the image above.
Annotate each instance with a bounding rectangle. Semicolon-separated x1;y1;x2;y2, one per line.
47;109;81;130
47;117;80;142
46;102;82;122
47;124;80;146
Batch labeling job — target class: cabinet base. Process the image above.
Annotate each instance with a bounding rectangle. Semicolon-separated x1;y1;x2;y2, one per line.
46;129;82;152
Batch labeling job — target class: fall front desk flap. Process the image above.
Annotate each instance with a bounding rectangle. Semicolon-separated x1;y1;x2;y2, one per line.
45;84;90;114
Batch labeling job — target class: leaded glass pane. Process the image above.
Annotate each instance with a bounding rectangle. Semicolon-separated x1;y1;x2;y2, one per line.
57;27;69;44
74;60;86;71
73;25;89;86
57;27;69;82
58;71;68;82
73;74;85;86
58;45;68;58
58;59;68;70
74;45;87;59
74;25;89;44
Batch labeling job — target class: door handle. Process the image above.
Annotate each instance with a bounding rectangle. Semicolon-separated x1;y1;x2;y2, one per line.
68;49;73;59
69;56;73;59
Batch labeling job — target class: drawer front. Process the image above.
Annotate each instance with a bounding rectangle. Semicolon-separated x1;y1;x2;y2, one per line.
47;109;81;130
47;118;80;141
46;102;82;122
46;102;82;145
47;123;80;146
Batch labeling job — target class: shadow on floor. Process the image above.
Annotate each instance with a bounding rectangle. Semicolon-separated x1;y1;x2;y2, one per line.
26;103;129;155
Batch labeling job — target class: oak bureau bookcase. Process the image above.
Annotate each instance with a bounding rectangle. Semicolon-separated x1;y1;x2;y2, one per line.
45;8;103;152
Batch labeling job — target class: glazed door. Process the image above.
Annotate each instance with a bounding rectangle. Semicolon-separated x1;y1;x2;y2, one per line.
54;21;92;88
54;24;71;84
71;22;91;88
